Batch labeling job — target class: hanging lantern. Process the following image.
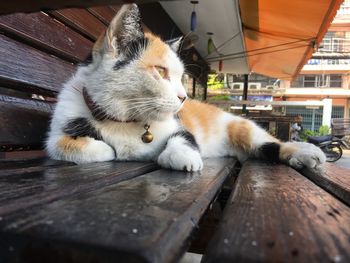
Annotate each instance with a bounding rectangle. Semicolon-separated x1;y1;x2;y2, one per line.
190;1;198;32
219;60;223;71
207;32;214;54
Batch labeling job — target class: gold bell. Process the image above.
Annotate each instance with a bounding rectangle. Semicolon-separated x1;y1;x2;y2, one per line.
141;124;153;143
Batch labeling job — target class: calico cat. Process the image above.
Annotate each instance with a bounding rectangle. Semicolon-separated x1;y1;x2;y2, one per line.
46;4;326;172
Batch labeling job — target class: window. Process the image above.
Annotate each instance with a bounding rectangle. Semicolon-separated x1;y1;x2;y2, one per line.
304;75;316;87
291;75;342;88
330;75;342;88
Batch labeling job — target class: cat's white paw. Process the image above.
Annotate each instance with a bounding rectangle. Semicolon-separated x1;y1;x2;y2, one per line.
284;142;326;170
82;139;115;163
158;146;203;172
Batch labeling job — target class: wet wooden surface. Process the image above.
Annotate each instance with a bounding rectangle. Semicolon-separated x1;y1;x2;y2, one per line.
0;95;54;151
0;34;75;93
203;161;350;263
88;6;118;25
0;12;93;63
301;163;350;206
49;9;107;40
0;161;159;216
0;0;175;15
0;158;236;263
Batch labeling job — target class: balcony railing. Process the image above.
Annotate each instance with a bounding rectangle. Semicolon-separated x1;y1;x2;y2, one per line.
307;59;350;65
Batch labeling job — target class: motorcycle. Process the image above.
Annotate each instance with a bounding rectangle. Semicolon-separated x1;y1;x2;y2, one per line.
307;135;349;162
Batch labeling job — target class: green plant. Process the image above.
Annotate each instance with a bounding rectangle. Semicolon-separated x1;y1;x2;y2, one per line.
207;74;224;90
318;125;330;136
300;129;317;141
299;125;331;141
209;95;231;101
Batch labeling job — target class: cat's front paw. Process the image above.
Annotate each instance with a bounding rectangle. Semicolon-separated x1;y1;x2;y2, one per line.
158;146;203;172
82;139;116;163
283;142;326;170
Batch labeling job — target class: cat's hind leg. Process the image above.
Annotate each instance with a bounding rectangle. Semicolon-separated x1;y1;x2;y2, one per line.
227;118;326;171
47;135;115;164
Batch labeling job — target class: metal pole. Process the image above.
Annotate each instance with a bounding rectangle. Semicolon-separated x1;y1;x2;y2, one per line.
192;78;196;98
242;74;248;114
203;80;207;101
311;109;315;132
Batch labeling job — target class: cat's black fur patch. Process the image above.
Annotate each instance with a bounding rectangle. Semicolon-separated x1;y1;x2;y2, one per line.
259;142;281;163
170;130;199;150
63;117;101;140
114;37;149;70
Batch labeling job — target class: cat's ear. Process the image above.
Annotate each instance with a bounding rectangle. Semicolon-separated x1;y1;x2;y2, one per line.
93;4;144;58
167;37;183;53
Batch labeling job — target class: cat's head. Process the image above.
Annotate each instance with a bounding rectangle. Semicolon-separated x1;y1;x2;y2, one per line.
82;4;186;122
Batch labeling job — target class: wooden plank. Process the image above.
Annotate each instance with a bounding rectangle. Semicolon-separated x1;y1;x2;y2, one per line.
0;12;93;63
0;95;54;151
0;161;158;216
49;8;106;40
0;157;72;170
0;1;185;15
0;158;236;263
203;161;350;263
0;150;47;160
88;6;118;25
0;34;75;93
301;163;350;206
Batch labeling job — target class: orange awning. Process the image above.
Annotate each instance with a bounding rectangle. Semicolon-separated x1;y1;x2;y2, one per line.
239;0;344;80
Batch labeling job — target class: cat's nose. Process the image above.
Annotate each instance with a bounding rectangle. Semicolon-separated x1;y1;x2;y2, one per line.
178;96;187;103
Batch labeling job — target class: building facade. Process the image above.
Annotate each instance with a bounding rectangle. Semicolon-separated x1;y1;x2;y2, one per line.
275;0;350;130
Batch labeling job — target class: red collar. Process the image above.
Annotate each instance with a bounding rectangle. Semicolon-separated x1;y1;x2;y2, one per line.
82;87;136;122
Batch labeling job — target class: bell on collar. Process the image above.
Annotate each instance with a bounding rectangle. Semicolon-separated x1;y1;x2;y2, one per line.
141;124;153;143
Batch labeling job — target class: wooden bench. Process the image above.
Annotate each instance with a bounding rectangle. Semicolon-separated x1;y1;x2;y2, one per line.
1;5;350;263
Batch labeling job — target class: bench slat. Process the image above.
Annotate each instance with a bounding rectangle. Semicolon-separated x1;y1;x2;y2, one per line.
0;158;236;263
203;161;350;263
0;35;75;94
0;161;158;216
50;9;106;40
0;157;73;170
0;95;54;151
88;6;118;25
0;12;93;63
301;163;350;206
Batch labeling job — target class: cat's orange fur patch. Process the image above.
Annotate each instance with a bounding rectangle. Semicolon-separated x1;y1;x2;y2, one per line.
178;100;222;137
279;143;298;161
227;120;253;151
57;136;88;154
139;33;168;69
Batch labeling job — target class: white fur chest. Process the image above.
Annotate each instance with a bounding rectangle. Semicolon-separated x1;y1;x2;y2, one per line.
96;118;179;161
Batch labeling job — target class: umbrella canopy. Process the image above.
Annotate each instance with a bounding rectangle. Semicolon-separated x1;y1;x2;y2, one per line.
161;0;343;79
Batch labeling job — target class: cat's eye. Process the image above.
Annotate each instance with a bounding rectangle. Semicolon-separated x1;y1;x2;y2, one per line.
155;66;169;80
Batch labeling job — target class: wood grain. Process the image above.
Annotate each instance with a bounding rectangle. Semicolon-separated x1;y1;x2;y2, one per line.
301;163;350;206
0;158;236;263
88;6;118;25
0;12;93;63
0;157;73;170
203;161;350;263
0;35;75;93
0;1;183;15
49;8;106;40
0;161;158;216
0;95;54;151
